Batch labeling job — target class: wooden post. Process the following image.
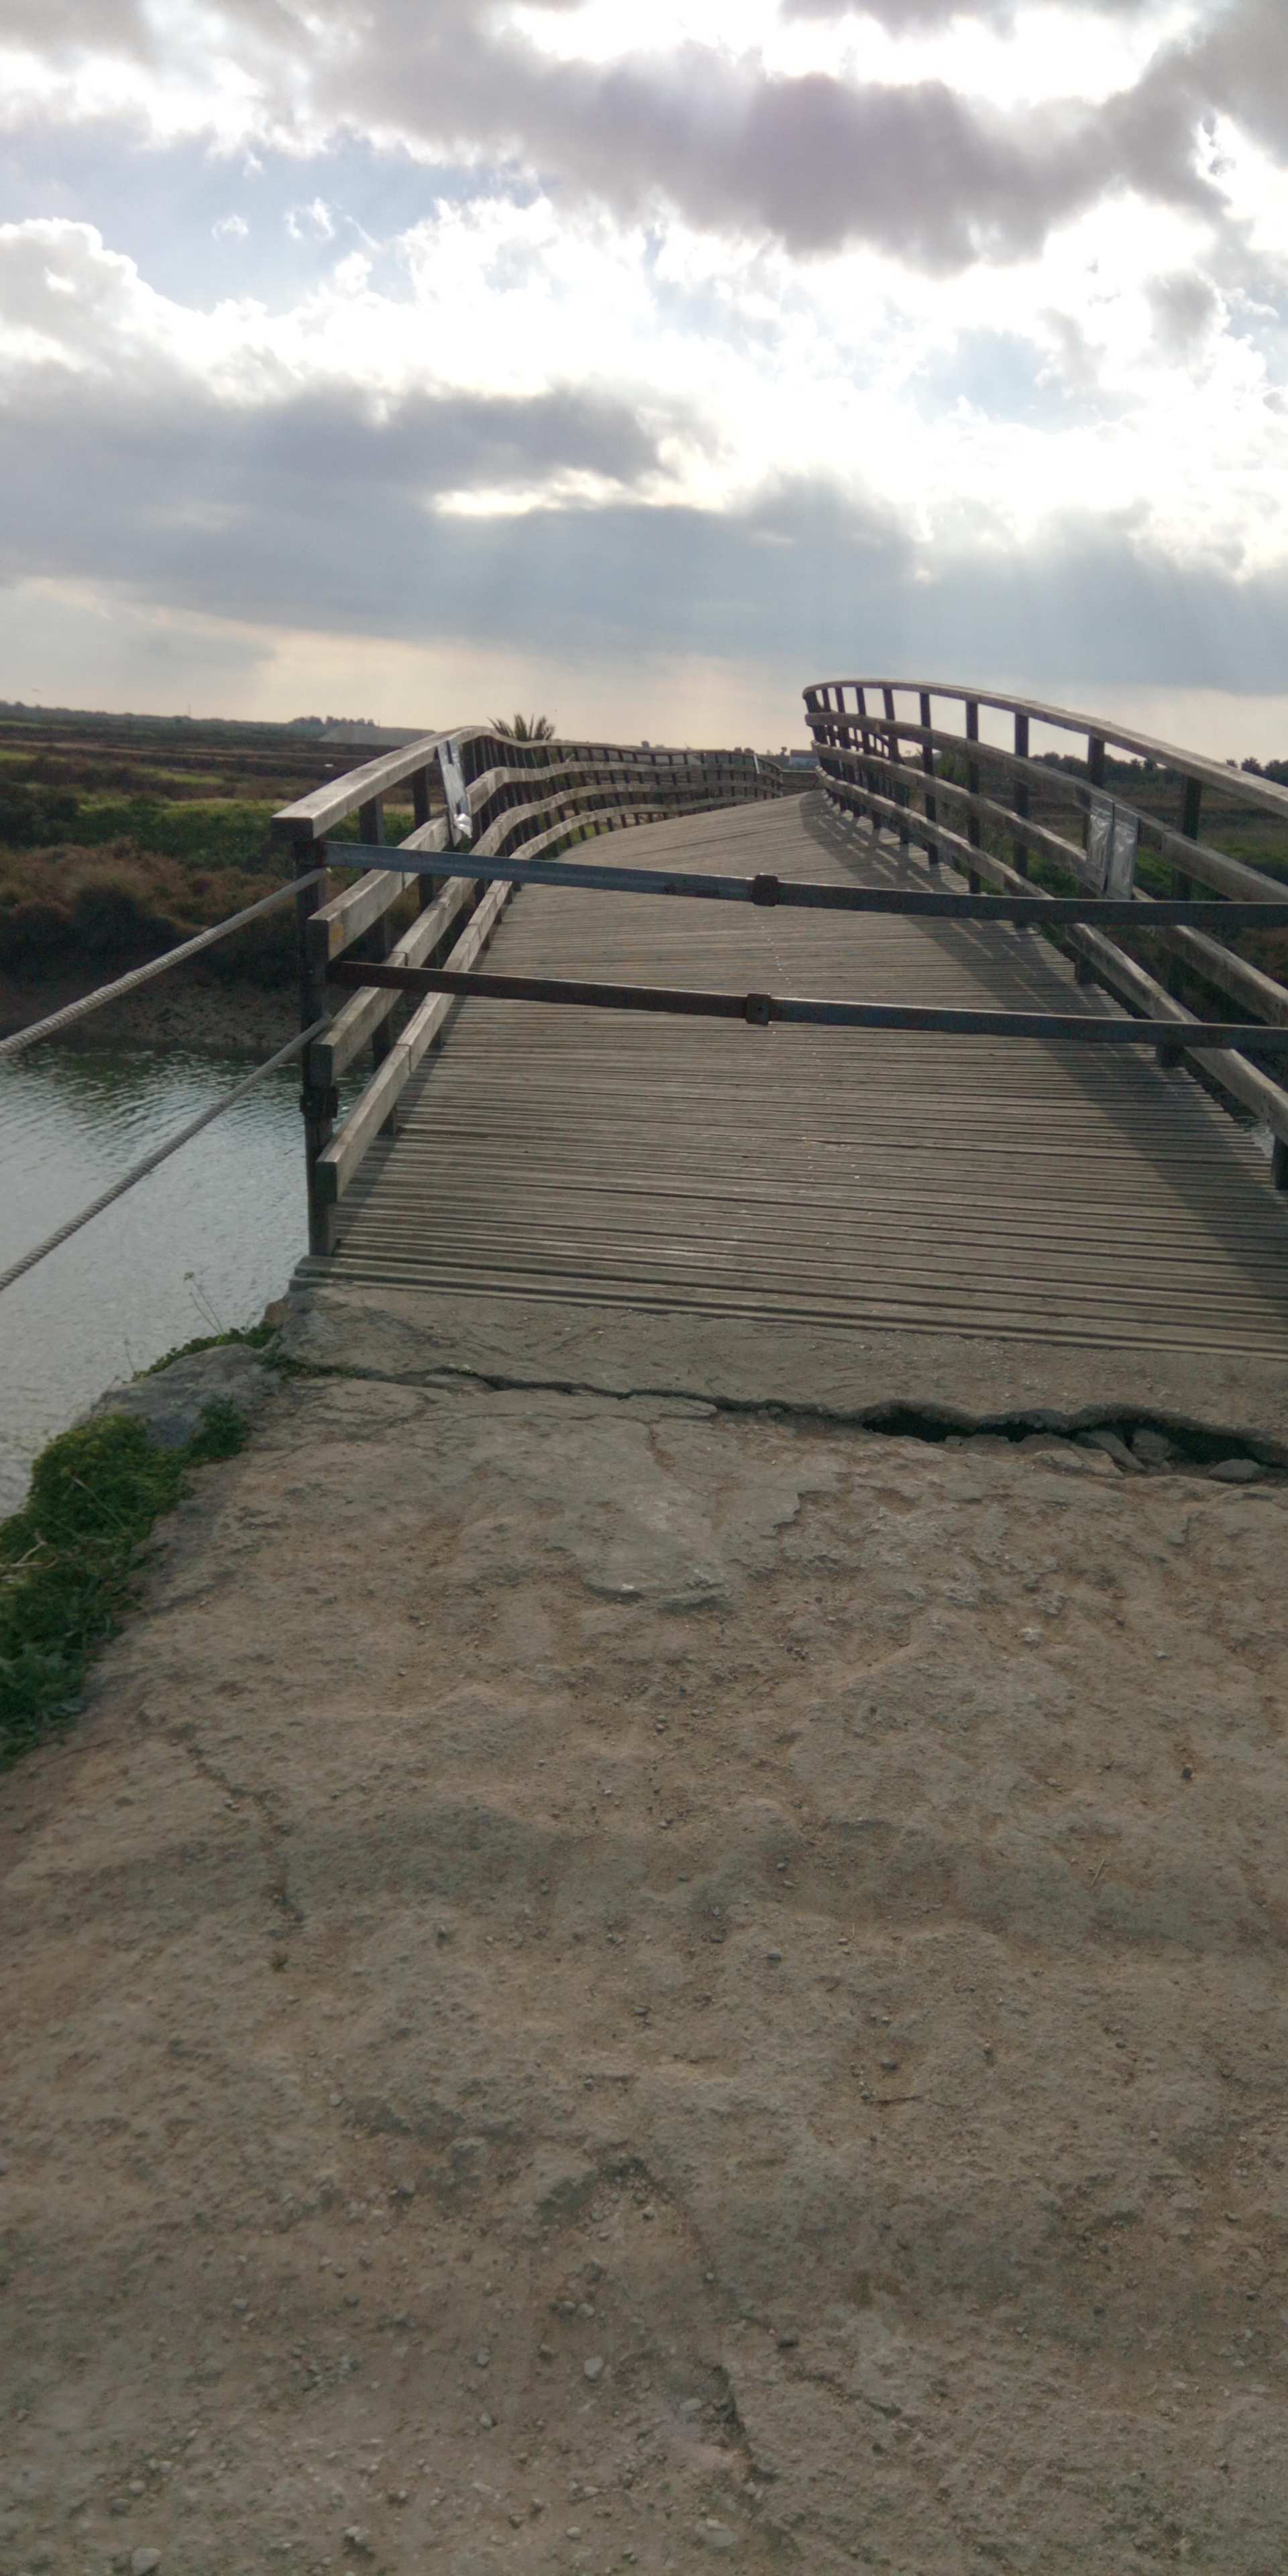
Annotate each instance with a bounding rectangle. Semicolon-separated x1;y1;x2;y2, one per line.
1012;712;1030;878
883;687;910;851
411;763;438;914
920;691;938;865
297;861;337;1258
1178;776;1201;900
965;699;981;893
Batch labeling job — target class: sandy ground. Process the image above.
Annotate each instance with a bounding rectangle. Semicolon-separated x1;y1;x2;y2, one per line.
5;1350;1288;2575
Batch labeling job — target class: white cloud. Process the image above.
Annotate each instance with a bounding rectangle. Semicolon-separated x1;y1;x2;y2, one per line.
1;3;1287;736
285;196;335;242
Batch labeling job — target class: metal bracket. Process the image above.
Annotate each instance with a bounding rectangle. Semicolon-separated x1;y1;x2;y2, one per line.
300;1083;339;1122
750;874;782;906
744;992;773;1026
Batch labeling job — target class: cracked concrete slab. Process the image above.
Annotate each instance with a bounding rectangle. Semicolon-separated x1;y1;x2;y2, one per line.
282;1282;1288;1454
5;1357;1288;2571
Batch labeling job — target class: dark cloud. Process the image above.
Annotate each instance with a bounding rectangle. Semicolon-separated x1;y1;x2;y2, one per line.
1;313;1283;700
7;0;1274;274
780;0;1159;19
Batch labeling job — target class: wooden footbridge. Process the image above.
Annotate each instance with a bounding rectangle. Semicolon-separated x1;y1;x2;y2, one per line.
8;683;1288;1364
265;690;1288;1360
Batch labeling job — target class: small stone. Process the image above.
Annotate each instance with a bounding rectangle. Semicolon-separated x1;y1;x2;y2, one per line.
1077;1428;1146;1473
777;2330;800;2349
1131;1427;1176;1465
1208;1458;1264;1484
584;2355;606;2382
479;2412;495;2429
696;2520;738;2551
879;2057;900;2073
131;2555;163;2576
765;1950;783;1965
342;2532;374;2558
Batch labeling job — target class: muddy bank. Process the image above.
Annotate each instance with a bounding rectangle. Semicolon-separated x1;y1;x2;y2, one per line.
4;1329;1288;2571
0;965;297;1059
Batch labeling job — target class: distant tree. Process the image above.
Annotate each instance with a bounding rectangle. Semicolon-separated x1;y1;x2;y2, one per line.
491;713;556;742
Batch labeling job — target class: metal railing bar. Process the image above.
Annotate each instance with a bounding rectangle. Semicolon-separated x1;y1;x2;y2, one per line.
319;841;1288;930
0;1018;329;1299
0;870;327;1063
326;957;1288;1050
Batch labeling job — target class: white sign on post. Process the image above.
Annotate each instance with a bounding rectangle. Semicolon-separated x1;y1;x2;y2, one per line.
1087;792;1139;898
440;739;473;848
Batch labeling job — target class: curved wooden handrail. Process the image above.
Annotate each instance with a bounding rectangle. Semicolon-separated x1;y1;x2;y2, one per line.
804;680;1288;825
804;674;1288;1165
274;724;786;1251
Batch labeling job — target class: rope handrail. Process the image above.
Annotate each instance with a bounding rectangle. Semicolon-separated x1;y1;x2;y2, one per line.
0;1018;328;1298
0;869;327;1061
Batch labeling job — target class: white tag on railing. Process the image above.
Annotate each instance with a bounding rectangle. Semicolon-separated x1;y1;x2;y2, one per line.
441;739;473;848
1087;792;1138;896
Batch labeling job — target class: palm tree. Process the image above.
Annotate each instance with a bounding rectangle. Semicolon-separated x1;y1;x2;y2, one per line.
491;712;556;742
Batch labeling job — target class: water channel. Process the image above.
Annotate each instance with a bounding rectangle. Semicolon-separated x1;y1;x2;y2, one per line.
1;1039;310;1516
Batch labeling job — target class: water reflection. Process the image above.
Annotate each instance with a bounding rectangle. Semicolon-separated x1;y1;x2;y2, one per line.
1;1040;309;1515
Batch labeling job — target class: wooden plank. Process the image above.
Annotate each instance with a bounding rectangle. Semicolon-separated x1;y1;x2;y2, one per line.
307;818;451;966
325;791;1288;1357
319;879;512;1203
312;875;474;1084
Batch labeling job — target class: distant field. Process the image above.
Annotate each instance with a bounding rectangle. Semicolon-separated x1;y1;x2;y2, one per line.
0;711;426;989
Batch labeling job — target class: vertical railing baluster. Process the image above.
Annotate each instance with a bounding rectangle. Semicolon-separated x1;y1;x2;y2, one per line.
1012;712;1030;877
1178;776;1201;899
297;861;335;1258
920;692;938;866
965;699;981;893
411;761;438;914
883;687;910;851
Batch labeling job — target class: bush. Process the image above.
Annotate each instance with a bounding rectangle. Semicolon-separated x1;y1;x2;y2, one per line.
0;895;74;969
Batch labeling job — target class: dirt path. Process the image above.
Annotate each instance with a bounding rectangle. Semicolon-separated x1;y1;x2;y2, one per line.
5;1344;1288;2573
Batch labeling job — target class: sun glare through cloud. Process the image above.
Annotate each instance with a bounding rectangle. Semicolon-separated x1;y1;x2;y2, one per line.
1;0;1286;747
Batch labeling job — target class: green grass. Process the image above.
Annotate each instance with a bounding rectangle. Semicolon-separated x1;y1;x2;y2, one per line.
0;1401;248;1770
139;1320;278;1375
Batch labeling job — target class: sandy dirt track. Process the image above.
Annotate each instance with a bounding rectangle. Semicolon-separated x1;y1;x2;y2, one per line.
5;1352;1288;2573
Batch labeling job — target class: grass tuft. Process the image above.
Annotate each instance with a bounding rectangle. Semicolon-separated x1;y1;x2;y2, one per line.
0;1403;246;1771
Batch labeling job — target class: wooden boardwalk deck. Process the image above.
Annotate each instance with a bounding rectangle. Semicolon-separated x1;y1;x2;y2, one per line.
313;792;1288;1357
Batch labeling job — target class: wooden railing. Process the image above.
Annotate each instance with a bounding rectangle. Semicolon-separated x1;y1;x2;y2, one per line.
804;679;1288;1180
272;727;782;1251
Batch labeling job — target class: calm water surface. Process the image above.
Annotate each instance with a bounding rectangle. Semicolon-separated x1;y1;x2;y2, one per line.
1;1040;310;1515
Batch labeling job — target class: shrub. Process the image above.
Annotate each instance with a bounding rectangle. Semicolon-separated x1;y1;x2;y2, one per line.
0;896;74;969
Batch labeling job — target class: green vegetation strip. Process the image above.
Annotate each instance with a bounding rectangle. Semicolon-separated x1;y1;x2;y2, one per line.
1;1397;248;1770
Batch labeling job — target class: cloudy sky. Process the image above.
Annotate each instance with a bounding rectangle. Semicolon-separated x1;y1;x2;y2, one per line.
3;0;1287;751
